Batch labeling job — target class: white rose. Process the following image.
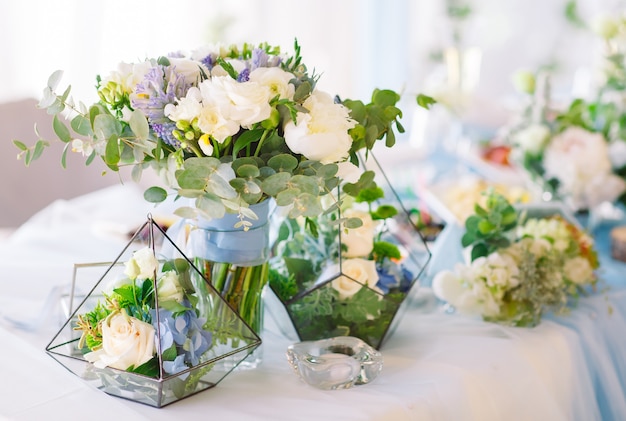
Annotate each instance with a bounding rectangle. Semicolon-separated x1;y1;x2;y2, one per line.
284;90;356;164
563;257;595;285
165;87;203;122
332;258;379;299
84;311;155;370
513;124;550;154
124;247;158;280
157;271;184;302
342;210;377;257
248;67;295;100
203;76;272;128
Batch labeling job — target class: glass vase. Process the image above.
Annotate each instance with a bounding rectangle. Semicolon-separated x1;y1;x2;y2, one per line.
267;154;431;349
167;200;272;369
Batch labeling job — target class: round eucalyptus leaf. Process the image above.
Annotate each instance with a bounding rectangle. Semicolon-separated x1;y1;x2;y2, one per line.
318;163;339;179
236;164;261;178
143;186;167;203
261;172;291;196
268;153;298;172
174;206;199;219
276;188;301;206
196;194;227;219
259;166;276;178
293;193;323;218
290;174;320;196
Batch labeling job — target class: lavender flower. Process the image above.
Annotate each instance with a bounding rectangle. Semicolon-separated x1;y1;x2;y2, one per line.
132;65;190;147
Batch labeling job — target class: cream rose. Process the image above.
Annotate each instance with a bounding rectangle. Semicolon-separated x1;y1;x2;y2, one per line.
84;311;155;370
157;271;184;302
341;210;377;258
124;247;158;280
563;257;595;285
284;90;356;164
332;258;379;300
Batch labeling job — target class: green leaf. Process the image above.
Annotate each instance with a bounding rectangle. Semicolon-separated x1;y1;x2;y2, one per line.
268;153;299;172
94;114;121;141
104;135;120;169
372;204;398;220
372;89;401;107
144;186;167;203
47;70;64;90
261;171;291;196
416;94;437;110
53;115;71;143
290;174;320;196
233;128;264;156
129;110;149;140
71;115;92;136
13;140;27;151
32;140;47;161
471;243;489;261
344;217;364;229
216;58;239;79
236;164;261;178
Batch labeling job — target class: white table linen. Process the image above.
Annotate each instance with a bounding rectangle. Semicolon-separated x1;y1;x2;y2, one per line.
1;184;625;421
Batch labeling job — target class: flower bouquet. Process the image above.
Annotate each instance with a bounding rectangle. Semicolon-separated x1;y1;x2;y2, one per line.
46;218;261;407
504;15;626;212
18;40;415;366
267;156;430;349
432;190;599;327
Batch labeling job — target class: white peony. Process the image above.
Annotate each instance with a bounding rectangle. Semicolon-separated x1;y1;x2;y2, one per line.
197;102;240;144
543;127;626;210
284;90;356;164
341;209;377;258
248;67;295;100
513;124;550;155
202;76;272;128
84;311;155;370
332;258;379;300
124;247;159;280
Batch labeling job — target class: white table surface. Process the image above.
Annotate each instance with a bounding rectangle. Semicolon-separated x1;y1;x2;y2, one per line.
1;184;625;421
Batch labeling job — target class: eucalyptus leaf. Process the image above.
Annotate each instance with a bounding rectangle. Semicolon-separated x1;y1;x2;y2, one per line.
129;110;150;140
71;115;93;136
276;188;300;206
268;153;299;172
261;172;291;196
144;186;167;203
196;194;227;219
174;206;199;219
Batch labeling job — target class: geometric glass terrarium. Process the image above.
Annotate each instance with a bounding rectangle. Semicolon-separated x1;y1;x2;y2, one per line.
46;216;261;408
267;154;431;350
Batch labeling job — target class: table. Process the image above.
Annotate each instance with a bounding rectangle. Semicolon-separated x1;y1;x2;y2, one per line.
1;184;625;421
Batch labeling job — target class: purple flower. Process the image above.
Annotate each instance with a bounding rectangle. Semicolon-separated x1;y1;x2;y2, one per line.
131;65;190;147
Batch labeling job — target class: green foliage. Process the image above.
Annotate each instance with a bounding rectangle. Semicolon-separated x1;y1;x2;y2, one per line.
461;190;519;261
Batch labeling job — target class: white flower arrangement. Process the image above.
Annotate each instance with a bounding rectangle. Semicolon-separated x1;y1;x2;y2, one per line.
433;191;599;327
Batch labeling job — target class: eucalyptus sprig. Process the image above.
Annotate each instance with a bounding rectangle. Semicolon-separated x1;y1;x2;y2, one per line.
461;189;519;261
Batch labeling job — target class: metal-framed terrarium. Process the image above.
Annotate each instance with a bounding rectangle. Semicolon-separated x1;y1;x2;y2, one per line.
46;216;261;408
267;154;432;349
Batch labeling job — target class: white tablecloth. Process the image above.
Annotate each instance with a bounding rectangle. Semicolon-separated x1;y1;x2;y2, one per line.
1;184;625;421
